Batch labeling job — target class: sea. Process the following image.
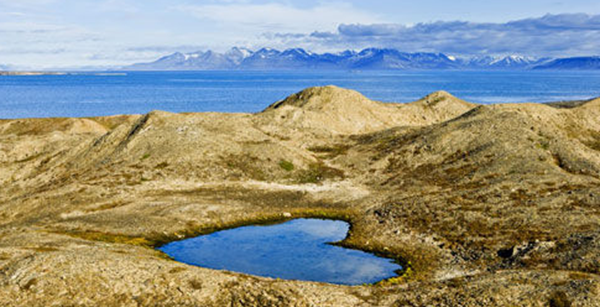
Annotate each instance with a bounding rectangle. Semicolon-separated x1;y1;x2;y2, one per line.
1;70;600;119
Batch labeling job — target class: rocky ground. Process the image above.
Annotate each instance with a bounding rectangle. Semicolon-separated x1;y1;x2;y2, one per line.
0;86;599;306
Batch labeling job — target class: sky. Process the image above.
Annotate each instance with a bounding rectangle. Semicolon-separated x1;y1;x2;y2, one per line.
1;0;600;69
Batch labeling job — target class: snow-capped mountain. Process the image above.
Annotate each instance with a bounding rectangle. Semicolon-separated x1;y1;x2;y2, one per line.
124;47;464;71
127;47;255;70
224;47;254;66
490;55;536;68
240;48;326;69
461;55;551;69
123;48;598;71
344;48;458;69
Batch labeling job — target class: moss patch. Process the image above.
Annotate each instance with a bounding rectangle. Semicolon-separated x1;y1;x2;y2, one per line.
57;230;153;247
375;264;413;286
307;145;350;159
296;162;344;184
278;160;294;172
223;154;267;181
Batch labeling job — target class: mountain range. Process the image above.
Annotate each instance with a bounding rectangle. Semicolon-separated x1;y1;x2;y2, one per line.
533;56;600;70
123;47;600;71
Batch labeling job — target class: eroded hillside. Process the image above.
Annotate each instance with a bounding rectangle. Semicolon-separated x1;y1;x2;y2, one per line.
0;86;599;306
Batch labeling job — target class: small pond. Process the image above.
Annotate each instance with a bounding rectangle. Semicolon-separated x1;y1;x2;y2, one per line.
158;218;402;285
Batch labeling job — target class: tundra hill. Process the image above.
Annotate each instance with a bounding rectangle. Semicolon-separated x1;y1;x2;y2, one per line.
0;115;139;191
337;101;600;274
256;86;475;137
0;87;599;306
1;86;476;194
573;97;600;130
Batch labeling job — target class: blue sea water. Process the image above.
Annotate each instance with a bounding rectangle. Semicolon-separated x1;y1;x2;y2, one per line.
1;70;600;119
159;219;402;285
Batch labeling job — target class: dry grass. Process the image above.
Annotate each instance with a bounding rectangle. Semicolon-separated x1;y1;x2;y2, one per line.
56;230;153;247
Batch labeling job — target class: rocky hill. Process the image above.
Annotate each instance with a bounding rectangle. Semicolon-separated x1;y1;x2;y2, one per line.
0;87;599;306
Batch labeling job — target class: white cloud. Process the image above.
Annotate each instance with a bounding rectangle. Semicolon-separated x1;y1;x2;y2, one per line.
1;1;598;69
178;2;382;33
268;14;600;57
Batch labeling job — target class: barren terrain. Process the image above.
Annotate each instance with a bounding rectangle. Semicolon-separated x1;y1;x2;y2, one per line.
0;86;599;306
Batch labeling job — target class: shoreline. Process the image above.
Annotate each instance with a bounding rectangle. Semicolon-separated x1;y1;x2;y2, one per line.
0;71;68;76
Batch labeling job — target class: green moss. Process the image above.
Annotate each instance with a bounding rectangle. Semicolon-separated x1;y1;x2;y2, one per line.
296;162;344;184
536;140;550;150
375;262;414;286
141;153;151;160
307;145;350;159
278;160;294;172
57;230;153;247
223;155;267;181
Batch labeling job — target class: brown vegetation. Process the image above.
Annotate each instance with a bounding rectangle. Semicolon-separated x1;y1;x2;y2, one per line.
0;86;599;306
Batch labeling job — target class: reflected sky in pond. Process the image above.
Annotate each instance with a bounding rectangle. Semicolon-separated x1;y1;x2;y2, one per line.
158;219;402;285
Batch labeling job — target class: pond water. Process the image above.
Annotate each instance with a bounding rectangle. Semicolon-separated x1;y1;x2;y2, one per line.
158;219;402;285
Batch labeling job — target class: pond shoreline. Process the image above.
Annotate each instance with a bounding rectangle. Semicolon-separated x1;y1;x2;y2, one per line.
158;218;403;285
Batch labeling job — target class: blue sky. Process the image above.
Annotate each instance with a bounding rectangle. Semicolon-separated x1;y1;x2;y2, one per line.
1;0;599;69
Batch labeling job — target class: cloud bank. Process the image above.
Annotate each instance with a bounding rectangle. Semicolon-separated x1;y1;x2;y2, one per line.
272;14;600;57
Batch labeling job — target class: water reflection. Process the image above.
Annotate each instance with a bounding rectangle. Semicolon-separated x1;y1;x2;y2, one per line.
159;219;402;285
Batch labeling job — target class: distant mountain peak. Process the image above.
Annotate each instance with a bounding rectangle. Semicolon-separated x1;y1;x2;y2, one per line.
183;52;203;60
256;47;280;53
282;48;312;56
489;55;533;65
